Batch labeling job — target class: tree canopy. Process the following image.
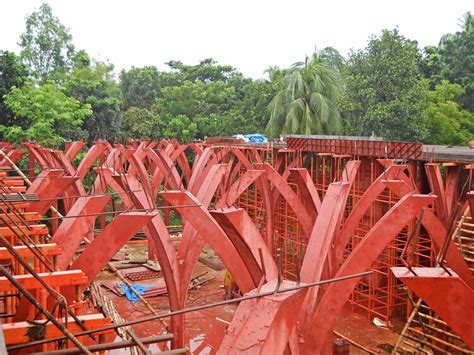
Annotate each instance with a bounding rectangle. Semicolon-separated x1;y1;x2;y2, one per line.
64;60;122;141
19;3;75;82
438;11;474;111
0;51;28;127
422;80;474;145
2;82;91;145
341;29;426;141
0;3;473;146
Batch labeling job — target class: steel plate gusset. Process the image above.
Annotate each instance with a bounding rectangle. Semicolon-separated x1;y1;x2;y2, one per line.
391;267;474;349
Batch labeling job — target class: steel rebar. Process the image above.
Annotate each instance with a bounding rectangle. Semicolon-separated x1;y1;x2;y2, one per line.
8;270;372;350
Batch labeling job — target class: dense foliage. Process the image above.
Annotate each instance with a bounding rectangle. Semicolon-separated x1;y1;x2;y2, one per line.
422;81;474;145
341;30;426;141
438;12;474;111
2;82;91;145
0;3;472;146
64;59;122;140
0;51;28;127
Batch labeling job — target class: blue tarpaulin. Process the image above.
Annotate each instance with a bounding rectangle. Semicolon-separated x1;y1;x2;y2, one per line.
120;283;152;302
244;134;268;144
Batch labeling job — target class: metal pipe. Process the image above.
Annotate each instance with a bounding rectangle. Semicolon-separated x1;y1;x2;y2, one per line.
39;204;202;221
126;328;152;355
31;334;174;354
0;211;54;272
0;264;91;354
8;270;372;350
0;233;91;339
29;189;144;202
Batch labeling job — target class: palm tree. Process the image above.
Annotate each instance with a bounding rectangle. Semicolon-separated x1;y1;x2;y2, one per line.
265;48;344;137
439;11;474;46
459;11;473;32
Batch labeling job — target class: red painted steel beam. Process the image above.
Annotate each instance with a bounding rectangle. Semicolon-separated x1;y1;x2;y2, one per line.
218;280;307;354
373;164;474;287
169;144;192;184
468;191;474;217
303;194;434;354
161;190;256;293
289;168;321;221
215;170;265;209
421;211;474;288
285;136;423;160
332;164;408;264
444;165;461;212
188;147;216;194
0;243;61;260
3;314;112;345
65;141;86;161
392;267;474;349
0;212;41;225
76;142;109;180
26;171;78;215
94;166;184;347
52;195;111;270
425;163;450;226
0;224;49;238
256;163;313;237
177;164;229;289
23;143;50;169
211;208;278;283
0;270;87;292
71;211;157;286
379;172;474;288
0;149;24;167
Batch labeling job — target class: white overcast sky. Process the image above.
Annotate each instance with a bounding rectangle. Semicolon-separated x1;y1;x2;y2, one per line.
1;0;473;79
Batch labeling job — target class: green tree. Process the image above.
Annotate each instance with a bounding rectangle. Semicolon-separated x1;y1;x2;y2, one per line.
438;12;474;111
419;45;443;86
164;115;198;142
227;77;276;133
120;66;179;110
119;59;273;141
19;3;75;82
341;29;425;141
2;82;91;145
266;49;343;136
64;60;122;141
155;79;237;140
166;58;236;82
422;80;474;145
0;51;29;127
121;106;163;138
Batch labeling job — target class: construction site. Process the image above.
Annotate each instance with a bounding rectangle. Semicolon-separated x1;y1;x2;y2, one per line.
0;134;472;354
